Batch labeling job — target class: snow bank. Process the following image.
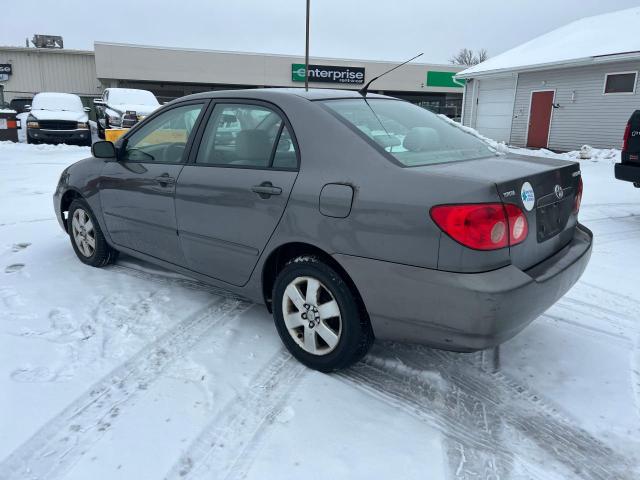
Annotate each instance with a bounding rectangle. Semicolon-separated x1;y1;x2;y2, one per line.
441;117;621;164
0;140;90;154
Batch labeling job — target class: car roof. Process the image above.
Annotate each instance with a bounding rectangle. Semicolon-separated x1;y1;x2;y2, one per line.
34;92;81;99
177;88;393;103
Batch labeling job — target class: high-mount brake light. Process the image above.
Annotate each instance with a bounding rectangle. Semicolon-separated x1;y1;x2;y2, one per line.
430;203;529;251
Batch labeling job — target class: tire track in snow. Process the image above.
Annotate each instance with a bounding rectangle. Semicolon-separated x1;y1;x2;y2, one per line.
338;358;526;480
572;282;640;421
396;346;637;480
0;297;250;480
164;350;305;480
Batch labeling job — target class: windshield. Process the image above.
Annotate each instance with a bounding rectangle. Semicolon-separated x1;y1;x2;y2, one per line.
108;89;159;106
32;93;84;112
323;99;495;166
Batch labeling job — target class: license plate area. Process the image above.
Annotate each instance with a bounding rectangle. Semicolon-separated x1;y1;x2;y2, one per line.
536;199;571;242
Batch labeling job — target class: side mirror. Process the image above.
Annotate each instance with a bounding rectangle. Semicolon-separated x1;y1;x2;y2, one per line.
93;99;105;106
24;105;31;111
92;140;117;159
83;107;91;113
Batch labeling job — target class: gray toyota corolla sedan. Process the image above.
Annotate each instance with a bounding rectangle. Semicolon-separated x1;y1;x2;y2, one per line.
53;88;592;372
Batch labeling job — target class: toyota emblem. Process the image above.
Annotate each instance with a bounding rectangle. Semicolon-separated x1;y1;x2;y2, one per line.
554;184;564;200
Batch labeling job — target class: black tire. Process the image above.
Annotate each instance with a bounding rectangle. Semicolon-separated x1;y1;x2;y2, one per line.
26;134;38;145
272;255;373;372
634;182;640;189
68;198;118;267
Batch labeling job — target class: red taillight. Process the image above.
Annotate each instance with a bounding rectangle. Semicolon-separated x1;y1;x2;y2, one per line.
623;122;631;151
430;203;528;251
573;176;583;214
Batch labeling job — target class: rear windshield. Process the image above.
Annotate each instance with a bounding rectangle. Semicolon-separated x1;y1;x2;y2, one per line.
322;98;495;166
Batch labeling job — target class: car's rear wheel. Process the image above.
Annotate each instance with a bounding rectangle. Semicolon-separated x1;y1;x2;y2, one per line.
272;255;373;372
68;198;118;267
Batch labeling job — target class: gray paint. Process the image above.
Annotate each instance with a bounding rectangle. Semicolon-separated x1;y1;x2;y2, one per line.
319;184;354;218
54;88;592;352
510;60;640;150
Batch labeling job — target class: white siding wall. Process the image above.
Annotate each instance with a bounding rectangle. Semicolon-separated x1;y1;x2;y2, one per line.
472;76;517;143
510;60;640;150
461;79;474;125
0;48;98;102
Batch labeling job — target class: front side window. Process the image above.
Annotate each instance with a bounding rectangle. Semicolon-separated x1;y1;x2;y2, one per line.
122;103;204;163
196;104;296;168
604;72;637;94
323;99;495;167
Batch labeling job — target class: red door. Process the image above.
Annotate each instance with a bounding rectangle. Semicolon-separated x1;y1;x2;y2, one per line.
527;91;554;148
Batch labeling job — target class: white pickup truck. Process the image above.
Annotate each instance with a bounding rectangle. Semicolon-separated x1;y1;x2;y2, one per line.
94;88;160;138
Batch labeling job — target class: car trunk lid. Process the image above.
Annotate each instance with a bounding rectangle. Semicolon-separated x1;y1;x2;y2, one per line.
423;153;581;270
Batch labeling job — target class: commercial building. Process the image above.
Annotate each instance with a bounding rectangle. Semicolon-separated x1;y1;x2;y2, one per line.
458;7;640;151
0;42;465;118
0;46;98;106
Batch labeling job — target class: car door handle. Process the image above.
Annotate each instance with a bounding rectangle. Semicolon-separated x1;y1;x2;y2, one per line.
155;174;176;186
251;182;282;198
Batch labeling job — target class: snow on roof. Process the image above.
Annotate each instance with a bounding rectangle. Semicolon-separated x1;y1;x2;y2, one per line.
32;92;84;112
458;7;640;78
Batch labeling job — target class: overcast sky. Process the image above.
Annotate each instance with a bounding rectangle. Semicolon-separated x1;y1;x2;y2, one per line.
2;1;638;64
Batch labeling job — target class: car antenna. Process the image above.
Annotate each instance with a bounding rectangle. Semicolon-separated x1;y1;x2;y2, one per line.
359;52;423;97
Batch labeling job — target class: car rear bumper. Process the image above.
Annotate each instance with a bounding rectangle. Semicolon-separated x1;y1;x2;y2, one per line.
334;224;593;351
615;162;640;183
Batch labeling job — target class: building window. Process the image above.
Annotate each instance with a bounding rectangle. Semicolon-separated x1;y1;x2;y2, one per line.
604;72;637;94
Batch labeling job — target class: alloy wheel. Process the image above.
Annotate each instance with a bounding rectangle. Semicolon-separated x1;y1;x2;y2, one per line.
281;276;342;356
71;208;96;258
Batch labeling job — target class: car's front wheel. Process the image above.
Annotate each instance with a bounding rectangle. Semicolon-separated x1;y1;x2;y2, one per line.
68;198;118;267
272;255;373;372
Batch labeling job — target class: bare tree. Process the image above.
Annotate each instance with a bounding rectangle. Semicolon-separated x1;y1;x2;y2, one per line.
476;48;488;63
450;48;488;66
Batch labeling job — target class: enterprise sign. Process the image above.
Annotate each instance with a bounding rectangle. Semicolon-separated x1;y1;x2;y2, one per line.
292;63;365;84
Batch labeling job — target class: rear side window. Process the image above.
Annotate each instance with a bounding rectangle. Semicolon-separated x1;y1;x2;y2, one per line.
604;72;637;94
196;104;297;169
323;99;495;166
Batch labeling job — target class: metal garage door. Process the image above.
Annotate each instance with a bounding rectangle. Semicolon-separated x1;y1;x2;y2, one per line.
474;76;516;143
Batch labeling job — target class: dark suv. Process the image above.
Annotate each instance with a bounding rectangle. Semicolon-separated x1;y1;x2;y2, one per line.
9;97;33;114
615;110;640;188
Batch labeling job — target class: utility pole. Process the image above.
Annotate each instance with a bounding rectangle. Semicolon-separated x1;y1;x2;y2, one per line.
305;0;310;91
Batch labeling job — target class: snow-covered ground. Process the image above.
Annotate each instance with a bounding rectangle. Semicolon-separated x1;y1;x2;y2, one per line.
0;140;638;479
